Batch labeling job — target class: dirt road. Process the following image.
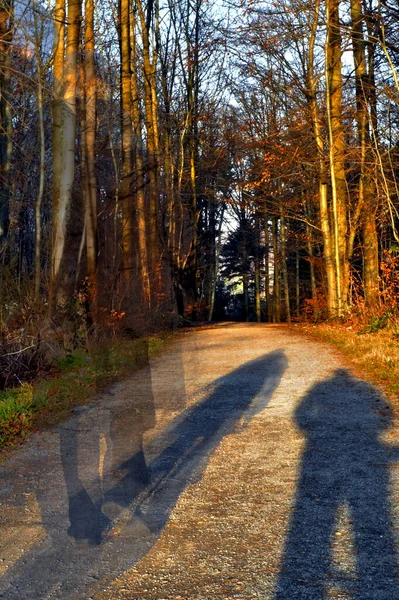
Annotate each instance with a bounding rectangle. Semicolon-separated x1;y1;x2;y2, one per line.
0;323;399;599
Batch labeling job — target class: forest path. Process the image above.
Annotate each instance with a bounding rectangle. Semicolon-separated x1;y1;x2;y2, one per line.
0;323;399;599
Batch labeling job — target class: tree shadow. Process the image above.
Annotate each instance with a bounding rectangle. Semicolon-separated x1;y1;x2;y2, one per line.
0;348;287;599
275;369;399;600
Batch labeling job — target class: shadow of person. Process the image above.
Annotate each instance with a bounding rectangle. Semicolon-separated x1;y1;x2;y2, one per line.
106;345;290;542
60;337;157;545
275;369;399;600
0;349;286;600
59;420;111;546
135;349;288;534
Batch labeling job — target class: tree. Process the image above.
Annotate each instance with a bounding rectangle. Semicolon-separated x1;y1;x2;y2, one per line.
0;0;13;251
83;0;98;315
50;0;82;312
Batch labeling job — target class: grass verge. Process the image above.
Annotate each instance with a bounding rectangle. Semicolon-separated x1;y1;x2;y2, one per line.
298;323;399;402
0;334;170;453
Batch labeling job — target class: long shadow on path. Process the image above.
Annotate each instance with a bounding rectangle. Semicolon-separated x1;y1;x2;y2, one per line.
59;338;160;546
0;349;287;599
275;369;399;600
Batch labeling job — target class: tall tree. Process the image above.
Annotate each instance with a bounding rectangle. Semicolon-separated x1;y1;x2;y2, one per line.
83;0;98;315
325;0;348;314
50;0;82;310
118;0;134;300
32;3;46;301
135;0;161;299
0;0;13;251
350;0;379;308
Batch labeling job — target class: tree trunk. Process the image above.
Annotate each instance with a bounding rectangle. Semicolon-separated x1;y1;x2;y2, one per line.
350;0;379;308
205;199;216;320
296;251;300;317
241;217;249;322
50;0;65;295
33;9;45;301
84;0;98;316
264;209;271;322
272;216;280;323
119;0;134;294
326;0;348;313
208;205;224;322
307;0;337;314
130;6;150;307
306;234;317;301
254;211;261;323
51;0;82;310
363;211;379;308
279;193;290;323
0;1;13;251
136;0;161;296
243;273;249;322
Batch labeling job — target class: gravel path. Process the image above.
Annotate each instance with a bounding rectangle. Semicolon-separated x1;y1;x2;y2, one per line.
0;323;399;599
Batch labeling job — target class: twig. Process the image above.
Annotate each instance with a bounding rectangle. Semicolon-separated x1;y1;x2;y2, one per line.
3;345;37;357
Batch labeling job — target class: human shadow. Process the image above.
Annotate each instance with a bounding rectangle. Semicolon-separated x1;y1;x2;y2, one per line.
275;369;399;600
135;349;287;534
0;349;286;599
58;337;158;546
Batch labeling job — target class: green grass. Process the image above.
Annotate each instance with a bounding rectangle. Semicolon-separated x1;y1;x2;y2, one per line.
0;383;34;447
0;335;170;452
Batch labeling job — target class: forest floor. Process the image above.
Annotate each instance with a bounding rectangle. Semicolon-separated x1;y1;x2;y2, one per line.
0;323;399;599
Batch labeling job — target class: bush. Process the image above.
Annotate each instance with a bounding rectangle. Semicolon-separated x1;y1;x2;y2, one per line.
0;330;49;391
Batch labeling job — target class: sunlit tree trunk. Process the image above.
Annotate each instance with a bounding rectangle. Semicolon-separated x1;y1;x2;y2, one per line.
187;71;199;318
279;192;290;322
33;8;45;301
0;1;13;251
130;6;150;307
241;217;249;322
158;38;178;305
135;0;161;294
306;227;317;301
208;205;224;322
83;0;97;315
50;0;65;305
51;0;82;309
303;191;317;302
205;199;216;320
174;0;201;316
307;0;337;314
243;272;249;322
296;251;300;317
272;216;280;323
51;0;65;225
254;210;261;322
350;0;379;308
264;209;271;322
326;0;348;314
119;0;134;293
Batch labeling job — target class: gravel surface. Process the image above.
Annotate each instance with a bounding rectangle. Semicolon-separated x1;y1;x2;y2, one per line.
0;323;398;599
